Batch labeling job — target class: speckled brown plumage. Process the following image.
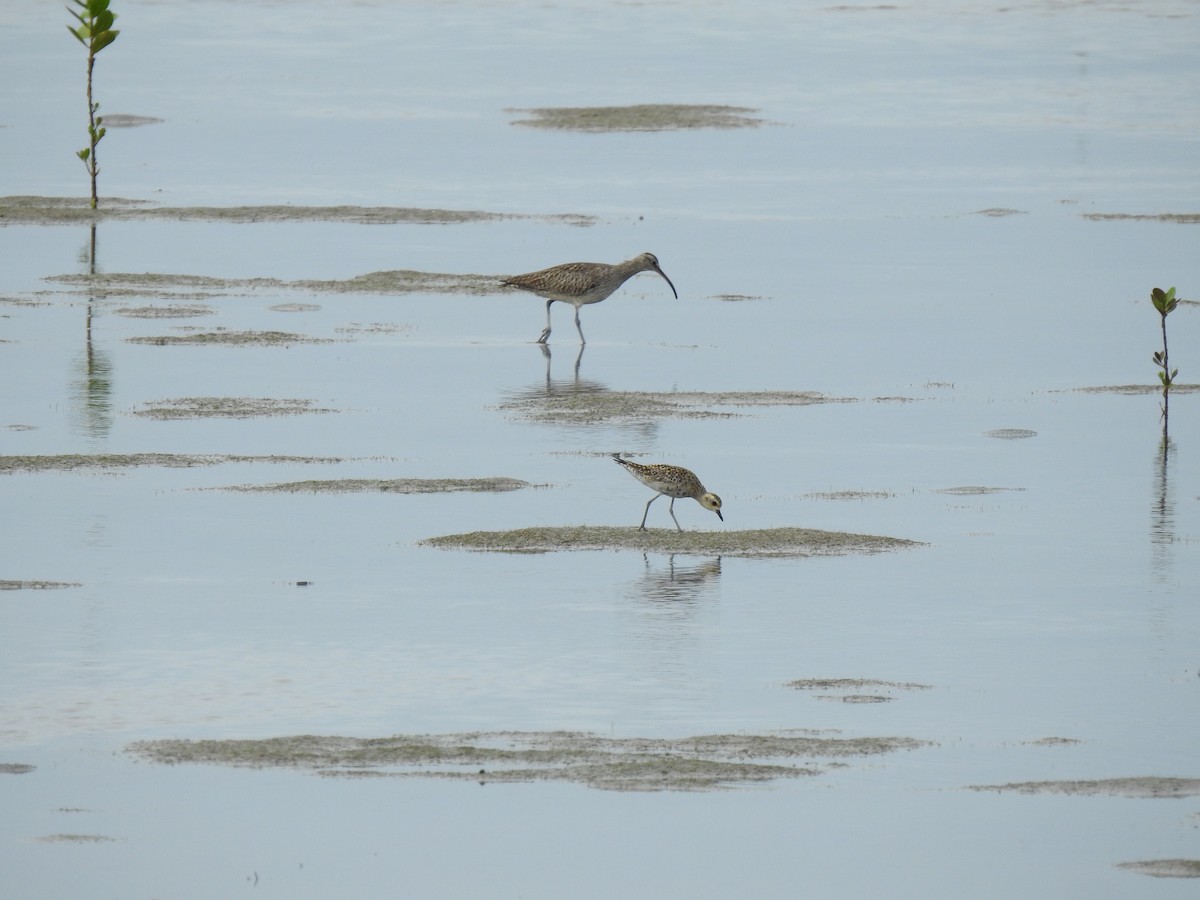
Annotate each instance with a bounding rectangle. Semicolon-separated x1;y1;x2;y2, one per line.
613;454;723;532
501;252;677;344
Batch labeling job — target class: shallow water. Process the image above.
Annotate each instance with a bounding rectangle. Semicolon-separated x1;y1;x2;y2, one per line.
3;0;1200;896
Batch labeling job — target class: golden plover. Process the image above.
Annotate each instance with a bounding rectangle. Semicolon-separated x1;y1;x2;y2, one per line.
612;454;723;532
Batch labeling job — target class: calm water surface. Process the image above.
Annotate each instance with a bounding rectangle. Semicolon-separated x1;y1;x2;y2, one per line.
2;0;1199;897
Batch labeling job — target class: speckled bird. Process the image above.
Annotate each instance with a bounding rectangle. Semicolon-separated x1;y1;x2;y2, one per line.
501;252;678;344
612;454;723;532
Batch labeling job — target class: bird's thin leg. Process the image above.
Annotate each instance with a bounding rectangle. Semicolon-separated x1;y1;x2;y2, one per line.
536;299;554;344
668;497;684;532
573;305;586;344
640;494;660;531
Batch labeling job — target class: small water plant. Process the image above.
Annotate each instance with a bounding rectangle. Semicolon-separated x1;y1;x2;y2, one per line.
67;0;120;209
1150;286;1178;416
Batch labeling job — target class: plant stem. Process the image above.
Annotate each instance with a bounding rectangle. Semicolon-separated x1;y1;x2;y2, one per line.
1160;308;1170;428
86;51;98;209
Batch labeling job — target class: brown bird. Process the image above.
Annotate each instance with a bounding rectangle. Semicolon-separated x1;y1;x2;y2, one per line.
501;252;678;344
613;454;723;532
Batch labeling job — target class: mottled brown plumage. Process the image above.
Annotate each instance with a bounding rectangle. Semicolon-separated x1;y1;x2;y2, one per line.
613;454;723;532
501;252;677;344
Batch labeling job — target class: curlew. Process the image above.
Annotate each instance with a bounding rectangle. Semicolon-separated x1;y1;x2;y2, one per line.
612;454;723;532
501;252;677;344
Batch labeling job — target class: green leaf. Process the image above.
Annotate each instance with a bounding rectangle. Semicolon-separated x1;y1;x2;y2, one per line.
92;29;118;53
86;0;111;13
94;10;114;31
66;22;88;44
77;148;90;161
1151;286;1179;316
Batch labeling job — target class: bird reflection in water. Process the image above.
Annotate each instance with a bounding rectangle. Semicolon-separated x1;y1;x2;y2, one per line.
633;554;722;604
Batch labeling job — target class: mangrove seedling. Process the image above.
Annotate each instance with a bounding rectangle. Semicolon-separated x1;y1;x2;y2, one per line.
1151;287;1179;394
67;0;120;209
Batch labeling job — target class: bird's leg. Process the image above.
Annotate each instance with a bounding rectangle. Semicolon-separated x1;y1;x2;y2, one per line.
536;299;554;344
573;305;586;344
668;497;684;532
640;494;660;531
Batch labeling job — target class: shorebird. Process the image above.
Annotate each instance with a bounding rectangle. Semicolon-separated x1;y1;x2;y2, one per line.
501;252;677;344
613;454;723;532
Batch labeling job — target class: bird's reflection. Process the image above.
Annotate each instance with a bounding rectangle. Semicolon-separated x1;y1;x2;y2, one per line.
539;341;585;385
496;344;659;440
631;554;722;604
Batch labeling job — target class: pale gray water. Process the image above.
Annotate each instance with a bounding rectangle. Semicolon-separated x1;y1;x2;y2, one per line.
2;0;1200;897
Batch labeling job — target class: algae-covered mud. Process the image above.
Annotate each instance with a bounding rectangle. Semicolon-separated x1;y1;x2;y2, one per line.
1116;860;1200;879
112;304;213;318
1080;212;1200;223
984;428;1037;440
967;777;1200;798
127;330;333;347
133;397;334;419
507;104;765;132
421;525;920;558
1073;384;1200;396
129;730;928;792
786;679;933;692
0;454;343;474
0;580;81;591
48;269;502;299
499;389;859;425
218;477;533;494
0;196;596;227
34;834;116;844
787;679;933;704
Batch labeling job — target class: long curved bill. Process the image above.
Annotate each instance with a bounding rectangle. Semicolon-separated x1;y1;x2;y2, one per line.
652;264;678;299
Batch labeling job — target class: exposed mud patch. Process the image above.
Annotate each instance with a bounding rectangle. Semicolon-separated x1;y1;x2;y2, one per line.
0;763;37;774
1081;212;1200;224
129;730;929;792
1117;859;1200;879
334;322;411;335
0;454;342;474
968;777;1200;798
0;580;81;591
1022;737;1083;747
984;428;1037;439
99;114;163;127
1072;384;1200;395
420;525;921;559
133;397;334;419
48;270;501;299
270;302;321;313
0;196;596;227
935;486;1025;495
499;389;856;425
126;329;333;347
34;834;116;843
805;490;894;501
974;208;1027;217
113;304;213;318
711;293;764;302
217;477;533;494
786;678;932;692
508;104;765;132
